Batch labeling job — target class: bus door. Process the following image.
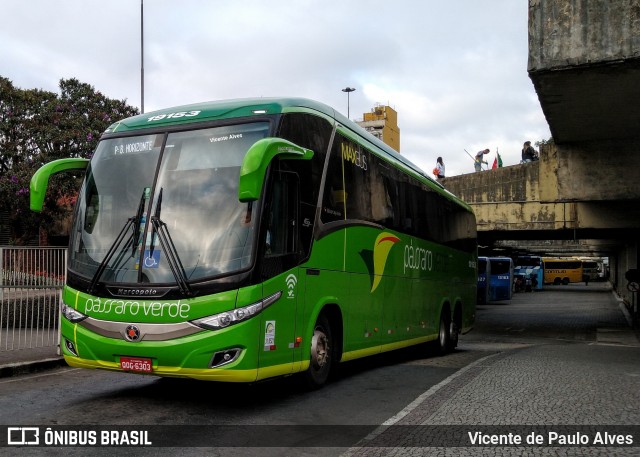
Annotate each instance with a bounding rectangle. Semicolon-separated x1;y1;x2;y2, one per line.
257;170;302;376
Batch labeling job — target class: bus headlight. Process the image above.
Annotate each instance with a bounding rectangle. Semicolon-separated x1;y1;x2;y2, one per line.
192;291;282;331
62;304;88;323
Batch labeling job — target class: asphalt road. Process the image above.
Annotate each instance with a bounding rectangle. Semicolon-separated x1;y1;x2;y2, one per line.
1;282;638;456
0;344;491;456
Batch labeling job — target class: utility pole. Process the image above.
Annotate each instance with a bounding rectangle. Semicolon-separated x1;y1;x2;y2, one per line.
141;0;145;113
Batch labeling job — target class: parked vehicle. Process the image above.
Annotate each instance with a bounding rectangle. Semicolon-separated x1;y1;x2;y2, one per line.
488;257;514;301
514;255;543;292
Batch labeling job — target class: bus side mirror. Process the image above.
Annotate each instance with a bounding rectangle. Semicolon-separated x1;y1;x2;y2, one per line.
30;158;90;212
238;138;313;202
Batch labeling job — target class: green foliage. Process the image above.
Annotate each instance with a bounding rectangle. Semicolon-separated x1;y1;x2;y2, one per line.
535;137;553;148
0;77;139;244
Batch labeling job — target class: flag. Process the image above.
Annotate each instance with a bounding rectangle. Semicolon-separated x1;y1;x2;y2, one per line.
492;152;503;169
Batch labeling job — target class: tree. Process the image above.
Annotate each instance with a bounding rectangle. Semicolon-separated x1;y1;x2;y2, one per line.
535;137;553;149
0;77;139;244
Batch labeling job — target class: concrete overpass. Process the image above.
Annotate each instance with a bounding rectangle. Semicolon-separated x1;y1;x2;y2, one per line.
443;0;640;304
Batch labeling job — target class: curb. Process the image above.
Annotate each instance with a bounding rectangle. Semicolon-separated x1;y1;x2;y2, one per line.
0;357;67;379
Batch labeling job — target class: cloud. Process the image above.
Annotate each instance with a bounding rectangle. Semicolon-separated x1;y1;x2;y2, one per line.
0;0;550;178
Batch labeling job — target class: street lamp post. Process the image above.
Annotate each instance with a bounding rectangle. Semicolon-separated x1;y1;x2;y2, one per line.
141;0;145;113
342;87;355;118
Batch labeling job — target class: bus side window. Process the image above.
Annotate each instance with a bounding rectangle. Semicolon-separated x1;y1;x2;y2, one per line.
277;112;332;254
370;158;395;225
261;170;300;279
264;172;299;257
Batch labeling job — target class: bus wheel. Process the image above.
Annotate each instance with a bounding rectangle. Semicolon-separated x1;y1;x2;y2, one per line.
305;314;333;388
436;310;451;355
562;278;569;285
448;310;460;351
553;278;561;285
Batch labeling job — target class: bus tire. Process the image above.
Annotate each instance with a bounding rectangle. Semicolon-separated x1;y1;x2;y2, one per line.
562;277;569;285
436;309;451;356
305;314;333;388
553;277;561;285
448;306;461;351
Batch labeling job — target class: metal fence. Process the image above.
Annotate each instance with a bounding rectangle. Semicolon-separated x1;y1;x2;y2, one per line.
0;246;66;352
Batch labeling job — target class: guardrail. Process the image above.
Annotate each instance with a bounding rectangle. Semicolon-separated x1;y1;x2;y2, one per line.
0;247;66;352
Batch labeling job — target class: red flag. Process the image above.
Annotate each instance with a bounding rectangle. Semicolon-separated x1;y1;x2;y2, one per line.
492;157;497;169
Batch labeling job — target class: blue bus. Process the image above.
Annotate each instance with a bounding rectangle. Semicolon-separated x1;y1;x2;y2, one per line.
514;255;544;291
488;257;513;301
477;256;490;305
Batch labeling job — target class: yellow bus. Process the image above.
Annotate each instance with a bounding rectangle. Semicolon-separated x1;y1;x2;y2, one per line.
543;258;583;285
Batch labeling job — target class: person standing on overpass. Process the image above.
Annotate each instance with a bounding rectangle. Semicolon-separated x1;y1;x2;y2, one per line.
434;156;445;181
474;149;490;172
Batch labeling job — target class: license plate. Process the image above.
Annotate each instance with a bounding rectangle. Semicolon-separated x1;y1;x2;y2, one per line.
120;356;153;373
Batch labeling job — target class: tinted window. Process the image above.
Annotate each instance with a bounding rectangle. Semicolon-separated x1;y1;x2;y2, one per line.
321;133;398;226
320;131;476;253
277;113;333;257
490;260;512;275
547;260;582;269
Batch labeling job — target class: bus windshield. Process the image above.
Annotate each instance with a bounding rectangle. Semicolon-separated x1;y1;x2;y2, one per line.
515;256;542;268
491;260;512;275
69;122;270;285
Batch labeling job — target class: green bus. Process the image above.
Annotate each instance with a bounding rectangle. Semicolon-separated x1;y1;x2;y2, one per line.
30;98;477;387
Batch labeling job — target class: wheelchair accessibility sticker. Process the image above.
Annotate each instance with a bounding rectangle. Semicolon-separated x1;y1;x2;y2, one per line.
136;249;161;269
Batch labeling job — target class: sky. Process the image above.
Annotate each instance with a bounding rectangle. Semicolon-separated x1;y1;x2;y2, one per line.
1;0;551;178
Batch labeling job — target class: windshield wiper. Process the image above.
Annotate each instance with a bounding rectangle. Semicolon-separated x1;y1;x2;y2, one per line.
131;188;146;256
88;189;147;294
150;188;194;297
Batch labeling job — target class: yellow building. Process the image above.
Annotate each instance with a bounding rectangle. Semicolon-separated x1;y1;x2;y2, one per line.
356;104;400;152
